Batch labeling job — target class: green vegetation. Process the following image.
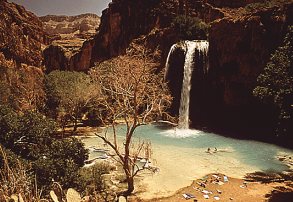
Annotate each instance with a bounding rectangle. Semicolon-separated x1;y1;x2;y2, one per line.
79;162;116;196
253;26;293;137
245;0;292;12
45;70;101;132
0;105;88;189
171;15;209;40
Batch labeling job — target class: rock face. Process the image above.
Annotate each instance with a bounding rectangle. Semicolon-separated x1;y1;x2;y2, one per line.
0;0;47;110
0;0;48;66
162;0;293;138
40;14;100;72
43;45;69;72
40;14;100;39
201;2;293;136
69;0;160;71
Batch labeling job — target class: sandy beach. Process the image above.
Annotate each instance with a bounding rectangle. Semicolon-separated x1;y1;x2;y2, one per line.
135;173;293;202
134;144;274;199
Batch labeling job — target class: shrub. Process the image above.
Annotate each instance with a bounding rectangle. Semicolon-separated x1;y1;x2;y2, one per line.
0;105;89;189
171;15;209;40
78;162;115;194
245;0;289;12
253;26;293;137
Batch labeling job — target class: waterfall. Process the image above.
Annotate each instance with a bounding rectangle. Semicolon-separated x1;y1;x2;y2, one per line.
169;40;208;129
164;43;179;80
164;40;209;130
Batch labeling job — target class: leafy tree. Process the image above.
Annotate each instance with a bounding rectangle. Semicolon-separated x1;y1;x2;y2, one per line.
45;70;101;132
90;46;172;196
0;105;88;188
171;15;209;40
253;26;293;137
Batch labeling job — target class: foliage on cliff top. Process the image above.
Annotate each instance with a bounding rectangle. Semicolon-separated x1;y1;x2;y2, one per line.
253;26;293;137
171;15;209;40
245;0;293;12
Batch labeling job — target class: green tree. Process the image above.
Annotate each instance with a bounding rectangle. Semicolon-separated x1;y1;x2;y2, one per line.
171;15;209;40
253;26;293;136
0;105;88;188
45;70;101;132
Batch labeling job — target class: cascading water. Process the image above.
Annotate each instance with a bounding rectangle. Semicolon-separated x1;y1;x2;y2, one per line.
164;43;178;80
165;40;209;132
178;41;197;129
178;40;209;129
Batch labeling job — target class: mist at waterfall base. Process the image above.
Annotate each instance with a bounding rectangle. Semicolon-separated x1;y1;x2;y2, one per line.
83;124;292;198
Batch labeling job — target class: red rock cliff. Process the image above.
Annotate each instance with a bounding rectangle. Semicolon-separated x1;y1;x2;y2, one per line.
0;0;49;66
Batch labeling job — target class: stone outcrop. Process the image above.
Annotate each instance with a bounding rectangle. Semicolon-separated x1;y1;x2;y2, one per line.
40;13;100;72
40;14;100;39
69;0;160;71
192;2;292;137
43;45;69;72
0;0;49;67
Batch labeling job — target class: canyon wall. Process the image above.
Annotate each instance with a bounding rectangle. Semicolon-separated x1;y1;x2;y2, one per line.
199;2;293;136
0;0;49;66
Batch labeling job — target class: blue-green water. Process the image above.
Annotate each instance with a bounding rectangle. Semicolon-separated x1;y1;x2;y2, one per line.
109;124;291;172
82;124;292;198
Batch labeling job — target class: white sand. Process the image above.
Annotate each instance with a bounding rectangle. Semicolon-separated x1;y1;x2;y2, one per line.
136;144;260;199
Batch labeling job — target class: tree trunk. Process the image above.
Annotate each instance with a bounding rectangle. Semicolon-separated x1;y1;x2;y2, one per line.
124;176;134;196
73;117;78;132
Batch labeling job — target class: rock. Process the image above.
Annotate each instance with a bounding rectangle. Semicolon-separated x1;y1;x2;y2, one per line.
165;0;293;137
43;45;69;72
40;14;100;72
40;14;100;38
66;188;81;202
10;194;18;202
18;194;24;202
0;0;49;66
118;196;127;202
50;191;59;202
200;2;293;135
70;0;160;70
81;196;90;202
207;0;262;8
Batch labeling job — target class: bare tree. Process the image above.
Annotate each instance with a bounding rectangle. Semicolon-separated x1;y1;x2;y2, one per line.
90;45;172;196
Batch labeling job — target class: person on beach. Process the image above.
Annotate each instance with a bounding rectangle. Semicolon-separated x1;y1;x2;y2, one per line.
207;148;211;153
